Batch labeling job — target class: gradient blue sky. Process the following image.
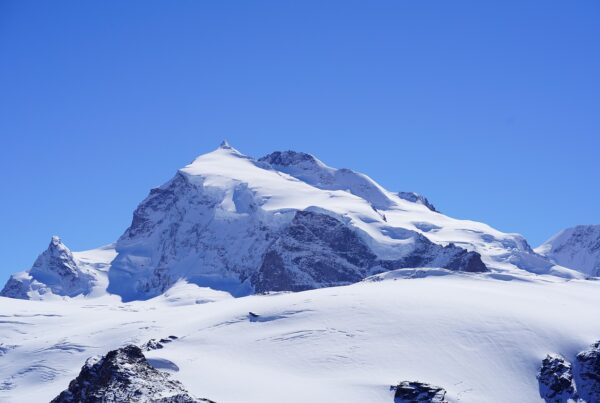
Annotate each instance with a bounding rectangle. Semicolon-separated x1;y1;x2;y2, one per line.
1;1;599;277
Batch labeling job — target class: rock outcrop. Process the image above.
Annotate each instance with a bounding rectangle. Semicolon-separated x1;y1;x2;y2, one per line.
537;354;577;402
252;210;487;292
575;340;600;402
391;381;448;402
142;336;178;351
51;345;211;403
397;191;437;212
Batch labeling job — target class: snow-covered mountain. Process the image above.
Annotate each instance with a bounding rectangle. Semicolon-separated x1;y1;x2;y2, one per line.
536;225;600;277
0;142;585;301
105;141;577;301
1;142;600;403
0;237;115;300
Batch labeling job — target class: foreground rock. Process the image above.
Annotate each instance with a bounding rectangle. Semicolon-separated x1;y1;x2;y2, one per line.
391;381;448;402
575;340;600;402
537;354;577;402
51;345;212;403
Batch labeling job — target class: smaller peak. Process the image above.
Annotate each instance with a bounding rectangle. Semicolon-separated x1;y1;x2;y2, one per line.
212;139;242;155
50;236;62;246
219;139;232;149
46;235;71;256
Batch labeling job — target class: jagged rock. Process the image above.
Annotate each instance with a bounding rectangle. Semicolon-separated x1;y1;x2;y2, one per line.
142;339;164;351
397;191;437;212
575;340;600;402
142;336;178;351
537;354;577;402
391;381;448;402
51;345;212;403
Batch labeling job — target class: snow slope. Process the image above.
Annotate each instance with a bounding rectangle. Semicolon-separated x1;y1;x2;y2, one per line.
536;225;600;277
1;274;600;402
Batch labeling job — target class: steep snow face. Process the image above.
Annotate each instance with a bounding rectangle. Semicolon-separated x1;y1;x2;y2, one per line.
536;225;600;277
105;143;573;302
0;237;116;300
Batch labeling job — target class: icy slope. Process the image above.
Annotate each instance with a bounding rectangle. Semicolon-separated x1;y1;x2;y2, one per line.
1;275;600;402
0;237;115;300
108;142;574;301
536;225;600;277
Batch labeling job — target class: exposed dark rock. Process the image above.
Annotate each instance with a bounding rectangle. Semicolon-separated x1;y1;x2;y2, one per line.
141;339;164;351
51;345;212;403
252;210;377;292
0;277;29;299
252;211;487;292
391;381;448;402
258;150;318;167
398;192;438;212
537;354;577;403
575;340;600;402
142;336;178;351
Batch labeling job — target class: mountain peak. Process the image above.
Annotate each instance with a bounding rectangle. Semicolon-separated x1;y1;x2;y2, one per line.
50;235;63;248
218;139;232;149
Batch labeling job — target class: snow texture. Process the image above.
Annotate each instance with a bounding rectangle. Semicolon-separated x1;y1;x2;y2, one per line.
1;275;600;402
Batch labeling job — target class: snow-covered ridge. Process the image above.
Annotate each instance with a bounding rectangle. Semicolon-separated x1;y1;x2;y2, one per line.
0;142;590;301
536;225;600;277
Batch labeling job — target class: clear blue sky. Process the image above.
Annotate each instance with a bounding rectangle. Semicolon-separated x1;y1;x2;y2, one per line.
1;1;599;277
